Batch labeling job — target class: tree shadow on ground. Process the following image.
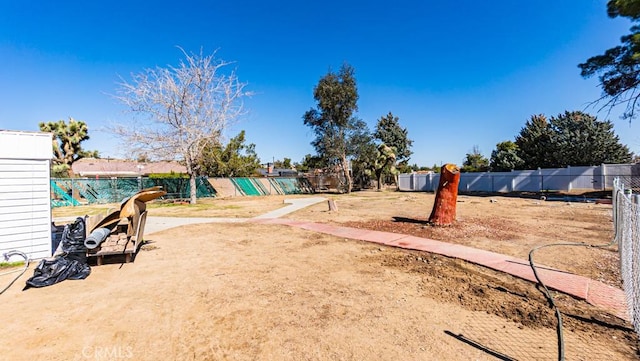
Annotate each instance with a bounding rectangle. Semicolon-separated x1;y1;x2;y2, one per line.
392;216;429;225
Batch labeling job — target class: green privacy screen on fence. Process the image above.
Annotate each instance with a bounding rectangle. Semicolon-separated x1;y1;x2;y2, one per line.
230;177;262;196
50;177;315;207
51;177;217;206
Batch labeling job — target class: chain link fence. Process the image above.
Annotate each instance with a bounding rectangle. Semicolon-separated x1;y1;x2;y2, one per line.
613;178;640;336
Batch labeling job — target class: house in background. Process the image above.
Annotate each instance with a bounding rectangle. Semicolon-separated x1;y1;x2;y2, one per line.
71;158;187;178
257;163;299;177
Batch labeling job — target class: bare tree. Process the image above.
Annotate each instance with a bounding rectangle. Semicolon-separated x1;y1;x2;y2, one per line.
114;48;251;204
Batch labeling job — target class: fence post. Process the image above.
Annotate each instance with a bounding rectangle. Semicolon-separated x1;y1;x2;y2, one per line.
539;168;543;193
634;195;640;245
612;179;618;229
567;166;572;192
491;174;494;193
112;177;118;203
72;179;77;206
601;163;606;191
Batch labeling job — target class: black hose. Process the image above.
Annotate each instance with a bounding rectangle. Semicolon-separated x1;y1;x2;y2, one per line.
0;250;30;295
529;187;620;361
528;194;620;361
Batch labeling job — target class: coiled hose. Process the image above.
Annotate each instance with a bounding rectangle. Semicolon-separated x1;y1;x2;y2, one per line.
0;250;30;295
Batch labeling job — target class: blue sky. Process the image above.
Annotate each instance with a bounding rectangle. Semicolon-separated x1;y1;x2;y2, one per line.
0;0;638;167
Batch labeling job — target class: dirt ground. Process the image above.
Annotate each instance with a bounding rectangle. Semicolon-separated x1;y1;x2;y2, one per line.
1;191;637;360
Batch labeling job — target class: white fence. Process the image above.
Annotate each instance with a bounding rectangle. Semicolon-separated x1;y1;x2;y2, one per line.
613;178;640;335
398;163;640;193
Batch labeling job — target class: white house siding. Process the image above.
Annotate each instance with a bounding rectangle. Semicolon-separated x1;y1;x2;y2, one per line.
0;131;52;261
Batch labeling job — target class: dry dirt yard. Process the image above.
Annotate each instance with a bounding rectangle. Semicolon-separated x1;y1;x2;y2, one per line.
1;191;637;360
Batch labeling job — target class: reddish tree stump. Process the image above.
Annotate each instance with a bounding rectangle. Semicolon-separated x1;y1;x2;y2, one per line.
428;163;461;226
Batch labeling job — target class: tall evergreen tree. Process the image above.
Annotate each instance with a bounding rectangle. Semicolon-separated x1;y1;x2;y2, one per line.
515;114;554;169
515;111;632;168
373;112;412;189
374;112;413;162
490;141;525;171
548;111;632;166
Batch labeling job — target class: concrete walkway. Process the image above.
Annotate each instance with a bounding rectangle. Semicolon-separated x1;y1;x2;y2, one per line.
252;197;327;219
56;198;327;235
143;217;247;235
141;198;326;233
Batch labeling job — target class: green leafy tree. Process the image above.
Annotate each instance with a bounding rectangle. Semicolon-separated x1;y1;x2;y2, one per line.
579;0;640;120
303;63;360;193
461;145;489;172
273;158;292;169
515;114;554;169
39;117;98;177
115;48;251;204
295;154;325;173
396;160;412;174
349;124;377;189
490;141;525;171
198;130;261;177
548;111;632;166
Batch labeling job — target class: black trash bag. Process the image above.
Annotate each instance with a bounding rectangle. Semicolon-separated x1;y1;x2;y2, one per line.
51;222;65;255
60;217;88;256
24;256;91;289
24;217;91;289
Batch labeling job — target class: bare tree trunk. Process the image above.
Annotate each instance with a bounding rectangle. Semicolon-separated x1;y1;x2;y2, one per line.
189;174;197;204
341;155;352;194
376;170;383;191
428;163;460;225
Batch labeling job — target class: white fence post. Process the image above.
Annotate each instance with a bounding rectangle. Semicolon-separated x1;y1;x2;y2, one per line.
538;168;543;192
